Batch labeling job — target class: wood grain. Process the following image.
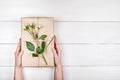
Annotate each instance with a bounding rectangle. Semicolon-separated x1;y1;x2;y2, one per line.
0;22;120;43
0;0;120;79
0;0;120;21
1;44;120;66
0;67;120;80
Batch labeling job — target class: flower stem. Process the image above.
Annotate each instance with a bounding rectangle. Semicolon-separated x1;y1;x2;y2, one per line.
46;36;54;48
42;54;48;65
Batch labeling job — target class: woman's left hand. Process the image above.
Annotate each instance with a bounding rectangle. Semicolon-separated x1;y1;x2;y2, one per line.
15;38;23;68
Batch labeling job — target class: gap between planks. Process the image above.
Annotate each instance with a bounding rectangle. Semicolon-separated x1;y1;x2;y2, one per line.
1;43;120;45
0;20;120;23
1;65;120;67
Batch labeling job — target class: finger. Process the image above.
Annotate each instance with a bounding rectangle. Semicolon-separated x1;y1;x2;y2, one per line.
15;39;21;53
18;51;24;66
52;48;57;66
52;48;57;57
15;38;21;54
19;50;24;58
19;50;24;65
54;36;61;55
15;50;23;63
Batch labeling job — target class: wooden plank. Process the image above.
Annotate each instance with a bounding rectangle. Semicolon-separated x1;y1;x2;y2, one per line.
61;45;120;65
23;68;54;80
55;22;120;43
0;44;16;66
0;22;20;43
0;0;120;21
0;67;120;80
0;22;120;43
23;67;120;80
0;67;14;80
1;44;120;66
63;66;120;80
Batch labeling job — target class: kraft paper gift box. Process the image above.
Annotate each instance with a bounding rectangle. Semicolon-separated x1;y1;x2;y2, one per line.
21;17;54;67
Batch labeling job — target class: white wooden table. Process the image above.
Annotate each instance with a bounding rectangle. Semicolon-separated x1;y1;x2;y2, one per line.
0;0;120;80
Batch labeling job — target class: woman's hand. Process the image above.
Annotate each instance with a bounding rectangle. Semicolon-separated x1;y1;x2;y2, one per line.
52;36;63;80
15;38;23;68
52;36;62;67
14;38;23;80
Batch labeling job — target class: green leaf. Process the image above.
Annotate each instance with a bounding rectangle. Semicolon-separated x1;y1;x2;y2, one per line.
32;53;38;57
26;41;35;51
41;41;46;49
36;42;46;54
36;46;44;54
39;34;47;40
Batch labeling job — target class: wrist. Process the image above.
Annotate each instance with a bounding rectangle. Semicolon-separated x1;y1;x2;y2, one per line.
56;64;62;68
15;66;22;69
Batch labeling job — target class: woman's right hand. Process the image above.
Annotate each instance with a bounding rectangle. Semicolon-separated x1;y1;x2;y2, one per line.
52;36;62;67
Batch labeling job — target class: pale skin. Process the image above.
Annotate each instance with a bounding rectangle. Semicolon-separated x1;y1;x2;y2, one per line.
14;36;63;80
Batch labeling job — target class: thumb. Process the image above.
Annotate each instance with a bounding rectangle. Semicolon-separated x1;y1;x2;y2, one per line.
19;50;24;58
52;48;57;58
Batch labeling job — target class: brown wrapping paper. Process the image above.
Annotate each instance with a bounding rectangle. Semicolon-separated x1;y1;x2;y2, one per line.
21;17;54;67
